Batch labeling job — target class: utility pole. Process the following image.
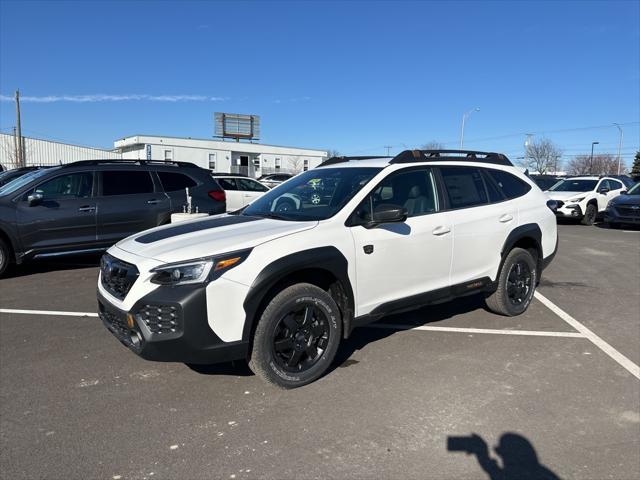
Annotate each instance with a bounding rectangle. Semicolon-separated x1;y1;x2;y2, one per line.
460;107;480;149
590;141;599;174
15;90;24;167
12;127;18;168
613;123;624;175
384;145;392;156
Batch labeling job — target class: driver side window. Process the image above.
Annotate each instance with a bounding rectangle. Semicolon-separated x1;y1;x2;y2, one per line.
353;168;439;223
33;172;93;199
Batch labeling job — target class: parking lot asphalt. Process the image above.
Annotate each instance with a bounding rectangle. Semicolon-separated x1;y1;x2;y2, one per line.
1;223;639;480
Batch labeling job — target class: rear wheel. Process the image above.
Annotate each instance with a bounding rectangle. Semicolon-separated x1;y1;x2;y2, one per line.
485;248;537;316
249;283;342;388
581;203;597;225
275;198;296;213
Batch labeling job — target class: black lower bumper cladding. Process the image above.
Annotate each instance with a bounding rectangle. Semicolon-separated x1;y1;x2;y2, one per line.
98;285;248;364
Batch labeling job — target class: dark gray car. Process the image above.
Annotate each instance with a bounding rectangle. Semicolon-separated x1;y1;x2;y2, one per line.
0;159;226;276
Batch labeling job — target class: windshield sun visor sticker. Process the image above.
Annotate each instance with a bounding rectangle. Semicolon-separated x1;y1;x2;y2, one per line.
135;215;260;244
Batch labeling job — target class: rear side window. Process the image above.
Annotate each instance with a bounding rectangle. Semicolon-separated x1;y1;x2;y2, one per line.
217;178;238;190
485;169;531;199
157;172;197;192
237;178;269;192
440;167;488;209
102;171;154;196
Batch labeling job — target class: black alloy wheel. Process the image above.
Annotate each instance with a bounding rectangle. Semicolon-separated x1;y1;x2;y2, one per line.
271;304;330;372
506;260;532;306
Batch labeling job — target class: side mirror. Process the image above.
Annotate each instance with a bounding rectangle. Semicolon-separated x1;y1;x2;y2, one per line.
598;187;610;194
366;204;408;228
27;192;43;206
620;190;628;195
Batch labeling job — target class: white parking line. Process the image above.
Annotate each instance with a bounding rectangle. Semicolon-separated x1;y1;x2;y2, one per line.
0;308;98;318
534;292;640;380
369;323;584;338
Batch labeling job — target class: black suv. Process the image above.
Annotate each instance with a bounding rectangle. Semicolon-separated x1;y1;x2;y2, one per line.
0;160;226;276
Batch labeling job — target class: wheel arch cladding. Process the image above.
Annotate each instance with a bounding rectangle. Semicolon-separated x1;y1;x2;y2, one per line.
500;223;543;277
242;246;355;343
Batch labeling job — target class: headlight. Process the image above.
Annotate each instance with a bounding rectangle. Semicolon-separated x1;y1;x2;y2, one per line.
567;197;585;203
150;249;251;286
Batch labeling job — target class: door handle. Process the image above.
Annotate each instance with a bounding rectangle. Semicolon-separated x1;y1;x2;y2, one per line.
499;214;514;223
147;199;162;205
432;226;451;236
78;206;96;212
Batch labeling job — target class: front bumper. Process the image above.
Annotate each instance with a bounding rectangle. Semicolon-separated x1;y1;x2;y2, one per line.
604;206;640;225
98;285;248;364
554;202;583;218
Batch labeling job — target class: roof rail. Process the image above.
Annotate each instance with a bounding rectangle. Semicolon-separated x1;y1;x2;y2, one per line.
317;155;388;168
60;159;200;168
390;149;513;166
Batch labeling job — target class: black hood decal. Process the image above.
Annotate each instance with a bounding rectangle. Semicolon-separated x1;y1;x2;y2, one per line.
135;215;261;244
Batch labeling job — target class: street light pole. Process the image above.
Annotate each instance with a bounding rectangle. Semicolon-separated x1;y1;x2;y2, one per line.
613;123;624;174
460;107;480;149
590;141;599;174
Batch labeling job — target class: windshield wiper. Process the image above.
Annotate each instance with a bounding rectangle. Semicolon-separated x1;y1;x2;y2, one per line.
249;212;290;221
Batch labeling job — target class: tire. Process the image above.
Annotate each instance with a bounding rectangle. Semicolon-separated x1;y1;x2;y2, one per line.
0;237;11;278
249;283;342;388
581;203;597;226
485;247;537;317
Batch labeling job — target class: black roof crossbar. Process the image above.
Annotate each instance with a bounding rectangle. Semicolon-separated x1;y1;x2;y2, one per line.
317;156;388;168
390;150;513;166
60;159;200;169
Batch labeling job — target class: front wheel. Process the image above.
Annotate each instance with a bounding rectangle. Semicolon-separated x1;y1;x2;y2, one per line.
249;283;342;388
0;238;11;278
581;203;597;226
485;247;537;316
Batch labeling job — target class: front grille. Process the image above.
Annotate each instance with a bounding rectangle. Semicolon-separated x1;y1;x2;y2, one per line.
137;304;180;334
100;254;139;300
615;205;640;217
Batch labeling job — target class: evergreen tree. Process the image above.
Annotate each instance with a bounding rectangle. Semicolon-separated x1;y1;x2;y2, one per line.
631;151;640;177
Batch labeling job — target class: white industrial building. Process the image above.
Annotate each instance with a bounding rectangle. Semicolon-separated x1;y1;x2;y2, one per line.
0;133;121;170
114;135;327;177
0;132;327;178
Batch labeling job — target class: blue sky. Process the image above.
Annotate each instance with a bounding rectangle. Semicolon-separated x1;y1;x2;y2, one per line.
0;0;638;168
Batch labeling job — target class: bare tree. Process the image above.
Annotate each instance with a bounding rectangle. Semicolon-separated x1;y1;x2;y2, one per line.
288;155;303;174
324;149;341;159
0;132;30;169
421;141;444;150
522;138;563;174
566;153;619;175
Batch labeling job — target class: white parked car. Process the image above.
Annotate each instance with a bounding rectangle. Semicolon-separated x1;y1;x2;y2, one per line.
211;175;269;211
98;150;557;388
545;176;630;225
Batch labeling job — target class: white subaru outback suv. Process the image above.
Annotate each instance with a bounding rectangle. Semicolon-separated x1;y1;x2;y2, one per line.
546;176;629;225
98;150;558;388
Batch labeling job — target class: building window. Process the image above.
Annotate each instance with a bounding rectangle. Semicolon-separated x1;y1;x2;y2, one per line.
209;153;216;171
275;158;281;170
303;159;309;171
164;149;172;161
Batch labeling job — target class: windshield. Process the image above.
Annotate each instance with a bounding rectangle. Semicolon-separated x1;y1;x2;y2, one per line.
627;182;640;195
242;167;382;221
548;179;597;192
0;168;54;196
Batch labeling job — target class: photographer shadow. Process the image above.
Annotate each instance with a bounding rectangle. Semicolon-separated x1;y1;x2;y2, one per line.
447;432;561;480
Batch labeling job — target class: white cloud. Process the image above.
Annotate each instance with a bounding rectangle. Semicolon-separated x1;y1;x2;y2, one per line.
0;94;227;103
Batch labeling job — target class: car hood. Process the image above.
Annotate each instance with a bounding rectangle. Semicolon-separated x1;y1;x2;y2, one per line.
546;191;587;201
115;214;318;263
609;194;640;206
